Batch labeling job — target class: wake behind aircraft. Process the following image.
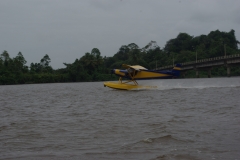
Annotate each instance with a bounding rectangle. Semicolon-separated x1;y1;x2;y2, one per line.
104;64;181;90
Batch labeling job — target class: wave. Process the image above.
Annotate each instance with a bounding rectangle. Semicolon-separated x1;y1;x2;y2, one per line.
142;134;189;144
119;134;190;152
150;153;200;160
137;77;240;90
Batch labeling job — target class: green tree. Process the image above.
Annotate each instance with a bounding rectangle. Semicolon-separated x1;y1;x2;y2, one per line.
40;54;51;67
1;50;10;61
164;33;193;53
13;52;28;73
113;45;130;61
91;48;103;69
40;54;53;73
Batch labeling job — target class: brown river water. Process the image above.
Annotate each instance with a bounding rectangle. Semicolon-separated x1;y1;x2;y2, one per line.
1;77;240;160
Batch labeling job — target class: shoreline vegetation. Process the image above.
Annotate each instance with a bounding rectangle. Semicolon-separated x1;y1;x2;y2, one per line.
1;29;240;85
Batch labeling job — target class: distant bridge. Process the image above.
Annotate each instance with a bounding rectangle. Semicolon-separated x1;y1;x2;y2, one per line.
156;54;240;78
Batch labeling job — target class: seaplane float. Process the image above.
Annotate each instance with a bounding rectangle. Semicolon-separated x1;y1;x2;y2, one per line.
103;64;181;90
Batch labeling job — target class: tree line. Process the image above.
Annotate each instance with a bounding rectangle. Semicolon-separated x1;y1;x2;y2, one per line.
1;29;240;85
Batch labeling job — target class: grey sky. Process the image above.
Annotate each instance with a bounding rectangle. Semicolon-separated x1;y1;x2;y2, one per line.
1;0;239;69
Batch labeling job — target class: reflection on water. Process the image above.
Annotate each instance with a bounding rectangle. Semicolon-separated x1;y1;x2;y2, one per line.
1;78;240;160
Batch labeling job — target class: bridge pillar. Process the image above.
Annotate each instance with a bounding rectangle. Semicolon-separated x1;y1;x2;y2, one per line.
196;70;199;78
227;66;231;77
208;69;211;78
181;71;186;78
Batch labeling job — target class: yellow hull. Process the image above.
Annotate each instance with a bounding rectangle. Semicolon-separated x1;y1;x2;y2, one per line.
103;82;156;90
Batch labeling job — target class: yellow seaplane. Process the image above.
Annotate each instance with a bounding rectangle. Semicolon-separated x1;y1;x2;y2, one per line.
103;64;181;90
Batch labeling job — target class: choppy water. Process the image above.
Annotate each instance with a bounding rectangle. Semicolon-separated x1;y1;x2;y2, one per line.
1;77;240;160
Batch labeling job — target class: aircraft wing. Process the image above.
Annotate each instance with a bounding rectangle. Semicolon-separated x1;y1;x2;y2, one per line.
122;64;148;71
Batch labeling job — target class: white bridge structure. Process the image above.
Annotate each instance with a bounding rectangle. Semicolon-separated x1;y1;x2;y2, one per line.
156;54;240;78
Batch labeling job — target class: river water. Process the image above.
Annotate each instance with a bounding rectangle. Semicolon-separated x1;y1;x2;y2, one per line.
1;77;240;160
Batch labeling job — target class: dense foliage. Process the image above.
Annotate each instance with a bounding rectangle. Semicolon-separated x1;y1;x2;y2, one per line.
1;30;240;85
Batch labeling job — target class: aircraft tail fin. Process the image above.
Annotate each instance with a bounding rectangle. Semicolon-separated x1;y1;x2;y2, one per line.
173;63;181;70
172;64;181;77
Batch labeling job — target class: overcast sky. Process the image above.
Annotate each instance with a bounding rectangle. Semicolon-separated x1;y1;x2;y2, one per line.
1;0;239;69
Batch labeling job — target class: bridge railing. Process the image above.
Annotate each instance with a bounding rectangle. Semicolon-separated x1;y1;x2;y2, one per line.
156;54;240;70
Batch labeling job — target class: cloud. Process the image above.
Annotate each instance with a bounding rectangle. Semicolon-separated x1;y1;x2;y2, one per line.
0;0;239;69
